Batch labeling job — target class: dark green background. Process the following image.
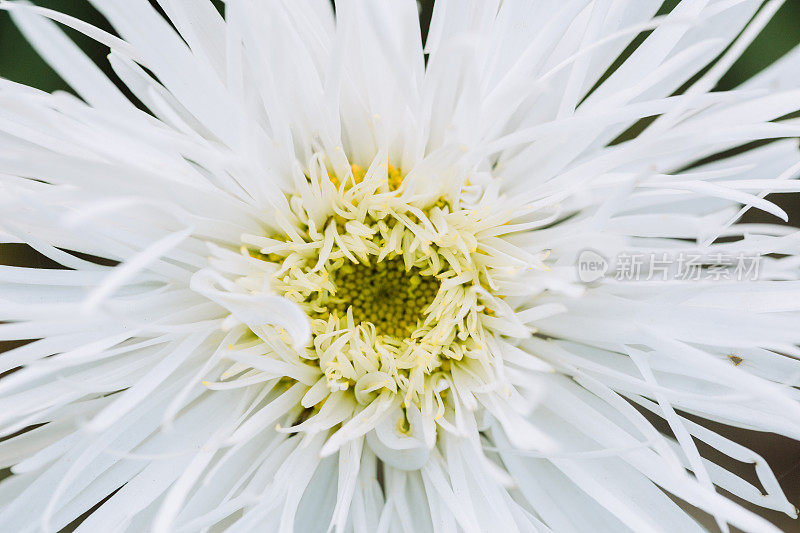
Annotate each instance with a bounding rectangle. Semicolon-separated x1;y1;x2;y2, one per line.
1;2;800;532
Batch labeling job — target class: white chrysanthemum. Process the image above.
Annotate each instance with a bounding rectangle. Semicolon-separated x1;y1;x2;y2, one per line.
1;1;800;531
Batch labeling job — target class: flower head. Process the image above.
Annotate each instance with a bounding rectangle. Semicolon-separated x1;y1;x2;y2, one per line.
1;1;800;532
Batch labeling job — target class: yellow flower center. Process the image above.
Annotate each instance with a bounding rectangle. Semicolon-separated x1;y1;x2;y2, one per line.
325;257;440;339
241;163;504;406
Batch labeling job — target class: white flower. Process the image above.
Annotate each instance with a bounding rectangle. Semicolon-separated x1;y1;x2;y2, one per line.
1;0;800;531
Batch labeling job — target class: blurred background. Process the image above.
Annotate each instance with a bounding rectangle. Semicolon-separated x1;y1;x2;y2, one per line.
1;1;800;531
